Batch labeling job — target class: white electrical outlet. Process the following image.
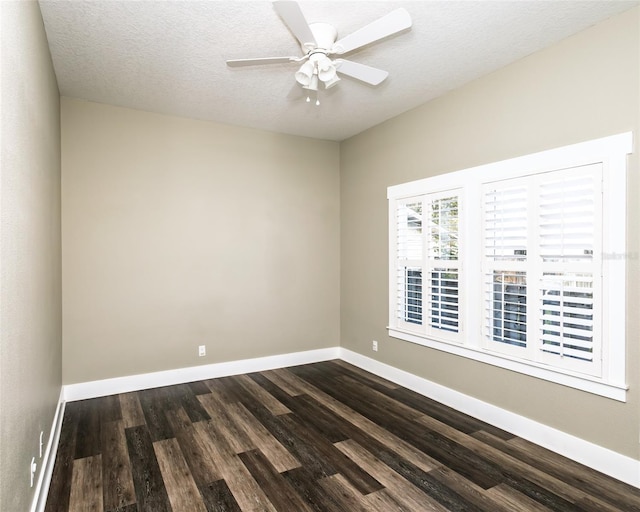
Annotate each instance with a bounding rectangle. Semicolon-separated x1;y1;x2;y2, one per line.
198;345;206;357
372;340;378;352
30;458;37;487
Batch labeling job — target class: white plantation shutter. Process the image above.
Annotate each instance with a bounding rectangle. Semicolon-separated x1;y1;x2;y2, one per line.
426;195;460;336
429;269;459;332
537;165;602;374
392;193;461;339
482;164;602;374
484;186;528;261
482;181;529;356
539;172;596;261
540;273;595;363
395;200;423;329
484;270;527;349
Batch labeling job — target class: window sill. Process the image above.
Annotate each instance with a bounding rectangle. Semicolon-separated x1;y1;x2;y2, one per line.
388;327;628;402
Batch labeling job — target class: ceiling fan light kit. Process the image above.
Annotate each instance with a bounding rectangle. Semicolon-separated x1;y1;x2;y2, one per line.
226;1;412;105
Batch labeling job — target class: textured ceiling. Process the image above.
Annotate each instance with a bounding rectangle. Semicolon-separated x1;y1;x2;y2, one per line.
39;0;638;141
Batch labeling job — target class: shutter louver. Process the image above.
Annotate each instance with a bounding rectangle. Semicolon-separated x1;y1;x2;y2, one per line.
539;175;595;262
540;273;594;362
484;270;527;347
427;197;460;333
430;269;459;332
396;202;423;327
484;186;528;261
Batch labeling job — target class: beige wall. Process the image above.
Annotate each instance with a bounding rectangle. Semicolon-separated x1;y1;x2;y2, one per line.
61;99;340;384
341;8;639;458
0;1;62;510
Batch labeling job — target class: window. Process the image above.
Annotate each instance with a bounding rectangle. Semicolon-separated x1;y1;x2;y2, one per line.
388;133;632;401
393;193;461;341
481;165;602;376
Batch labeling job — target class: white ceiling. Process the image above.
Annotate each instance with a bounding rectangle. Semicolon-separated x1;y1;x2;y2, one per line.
39;0;638;141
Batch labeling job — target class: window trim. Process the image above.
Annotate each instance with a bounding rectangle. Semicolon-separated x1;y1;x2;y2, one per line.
388;132;632;402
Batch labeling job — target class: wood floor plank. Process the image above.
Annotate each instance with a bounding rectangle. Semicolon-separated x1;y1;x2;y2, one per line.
334;439;450;512
419;414;592;506
225;401;301;473
224;384;338;479
280;367;441;474
282;466;345;512
137;389;175;442
505;437;640;511
248;409;337;479
232;374;291;416
363;488;428;512
474;428;623;511
44;403;79;512
330;360;400;389
164;405;194;435
100;420;135;511
375;450;488;512
106;504;138;512
318;473;372;512
74;400;102;460
502;474;585;512
238;449;314;512
260;369;308;396
389;384;514;439
173;421;223;485
245;372;299;411
153;438;207;512
295;363;504;490
338;374;424;420
487;483;554;512
206;376;248;404
188;380;213;395
300;368;489;489
279;412;384;495
198;393;254;454
575;494;635;512
69;455;103;512
286;393;351;444
194;420;278;512
168;383;212;423
125;425;172;512
118;392;145;428
263;367;315;397
429;465;519;512
196;479;243;512
95;395;122;423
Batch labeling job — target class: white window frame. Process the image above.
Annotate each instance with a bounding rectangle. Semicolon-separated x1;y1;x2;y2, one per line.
388;132;632;401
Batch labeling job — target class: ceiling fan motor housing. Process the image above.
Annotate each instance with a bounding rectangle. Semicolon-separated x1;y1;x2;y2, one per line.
296;23;341;90
306;23;338;53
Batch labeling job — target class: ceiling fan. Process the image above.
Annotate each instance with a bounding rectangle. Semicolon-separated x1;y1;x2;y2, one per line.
226;1;412;104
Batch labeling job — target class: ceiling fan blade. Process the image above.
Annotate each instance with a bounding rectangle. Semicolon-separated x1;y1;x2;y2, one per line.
273;1;317;48
226;56;298;67
332;8;412;55
335;59;389;86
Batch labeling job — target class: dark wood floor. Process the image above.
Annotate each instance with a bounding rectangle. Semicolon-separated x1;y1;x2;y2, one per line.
44;360;640;512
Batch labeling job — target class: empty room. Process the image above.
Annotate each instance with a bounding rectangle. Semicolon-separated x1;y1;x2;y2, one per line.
2;1;640;511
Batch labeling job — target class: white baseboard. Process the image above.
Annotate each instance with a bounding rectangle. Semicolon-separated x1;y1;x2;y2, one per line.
339;348;640;489
63;347;341;402
30;388;66;512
